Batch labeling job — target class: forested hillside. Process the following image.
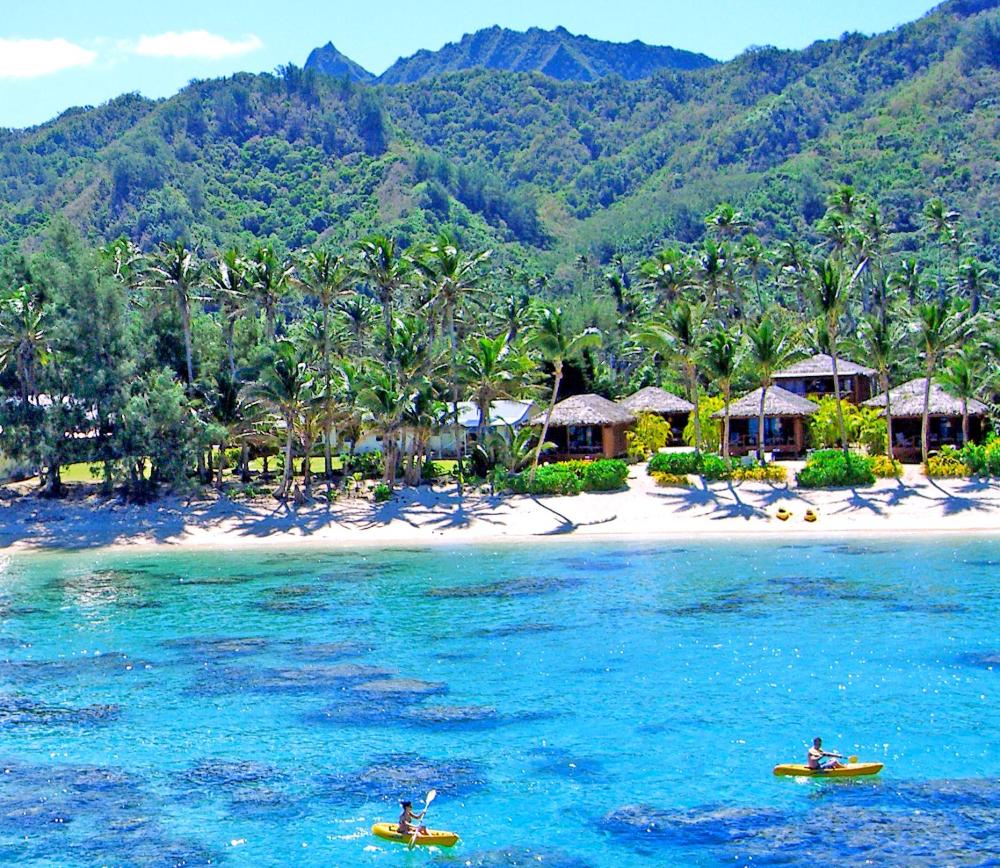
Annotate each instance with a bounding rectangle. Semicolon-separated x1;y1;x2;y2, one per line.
0;0;997;278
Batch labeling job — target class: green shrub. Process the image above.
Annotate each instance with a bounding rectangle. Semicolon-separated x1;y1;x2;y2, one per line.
648;451;701;475
626;413;673;460
682;395;723;453
925;446;970;479
373;482;393;502
652;471;692;487
509;463;584;496
699;454;734;481
354;450;384;479
796;449;876;488
869;454;903;478
582;459;629;491
959;435;1000;477
731;463;788;483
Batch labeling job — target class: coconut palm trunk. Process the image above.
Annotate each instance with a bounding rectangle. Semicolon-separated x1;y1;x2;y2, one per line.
757;386;768;464
531;360;562;483
722;382;732;461
687;361;703;454
883;373;895;461
921;368;933;466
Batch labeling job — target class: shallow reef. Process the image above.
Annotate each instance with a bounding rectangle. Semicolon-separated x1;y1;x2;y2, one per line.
323;752;486;802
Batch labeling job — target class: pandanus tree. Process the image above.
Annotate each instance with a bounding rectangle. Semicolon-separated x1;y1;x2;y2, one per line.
145;240;202;387
914;302;967;465
416;233;491;495
701;326;742;460
528;307;602;482
296;249;353;479
0;284;49;408
746;316;797;463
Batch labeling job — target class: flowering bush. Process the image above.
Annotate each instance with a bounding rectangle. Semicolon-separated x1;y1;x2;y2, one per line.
869;454;903;478
652;472;692;487
924;446;970;479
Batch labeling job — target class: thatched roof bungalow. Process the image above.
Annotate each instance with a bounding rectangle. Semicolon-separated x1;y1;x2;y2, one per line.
863;378;989;461
713;386;819;457
773;353;876;403
538;394;635;460
618;387;694;445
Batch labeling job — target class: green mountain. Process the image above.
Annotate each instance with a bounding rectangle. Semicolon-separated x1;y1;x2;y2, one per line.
1;0;998;273
366;25;717;84
304;42;375;83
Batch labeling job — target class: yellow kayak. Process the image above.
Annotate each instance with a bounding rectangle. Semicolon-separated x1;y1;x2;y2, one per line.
372;822;459;847
773;762;883;778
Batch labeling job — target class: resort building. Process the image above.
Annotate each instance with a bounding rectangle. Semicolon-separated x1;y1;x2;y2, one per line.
773;353;877;403
355;399;538;458
714;386;819;458
539;393;635;460
617;386;694;446
863;378;989;463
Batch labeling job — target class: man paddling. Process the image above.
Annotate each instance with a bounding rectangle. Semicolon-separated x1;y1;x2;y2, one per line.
807;737;844;770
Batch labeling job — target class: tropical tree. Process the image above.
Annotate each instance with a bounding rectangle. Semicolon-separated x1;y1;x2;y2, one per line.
638;246;690;308
528;307;602;481
355;235;411;362
746;316;797;462
249;243;294;341
296;249;353;479
856;315;901;460
0;284;49;407
954;257;994;316
205;248;251;381
358;362;409;488
144;240;202;386
701;325;742;460
914;302;966;464
250;340;315;499
463;333;534;443
938;347;982;446
416;232;491;495
922;199;960;304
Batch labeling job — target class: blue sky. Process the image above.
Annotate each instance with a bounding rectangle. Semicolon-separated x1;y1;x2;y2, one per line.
1;0;939;129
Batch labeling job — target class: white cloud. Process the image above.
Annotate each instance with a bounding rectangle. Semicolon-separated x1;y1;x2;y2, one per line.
133;30;263;61
0;37;96;79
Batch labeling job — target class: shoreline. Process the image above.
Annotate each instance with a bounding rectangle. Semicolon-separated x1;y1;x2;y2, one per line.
3;463;1000;556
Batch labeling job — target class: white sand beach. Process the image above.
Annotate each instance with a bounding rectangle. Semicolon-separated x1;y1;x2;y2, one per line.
2;463;999;553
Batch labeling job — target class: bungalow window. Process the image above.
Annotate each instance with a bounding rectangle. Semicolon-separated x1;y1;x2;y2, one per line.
567;425;601;453
748;418;787;443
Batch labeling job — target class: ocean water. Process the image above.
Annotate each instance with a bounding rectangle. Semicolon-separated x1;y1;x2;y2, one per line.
0;537;997;867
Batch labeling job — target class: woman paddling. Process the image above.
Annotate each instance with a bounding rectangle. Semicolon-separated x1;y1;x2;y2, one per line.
397;800;428;837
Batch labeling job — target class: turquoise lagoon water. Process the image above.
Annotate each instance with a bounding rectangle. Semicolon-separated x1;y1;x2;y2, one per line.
0;537;998;866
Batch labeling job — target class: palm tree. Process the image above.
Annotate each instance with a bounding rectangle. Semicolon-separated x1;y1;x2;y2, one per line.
888;258;924;306
463;333;534;443
955;257;993;316
636;301;707;452
355;235;411;363
528;307;602;482
737;234;768;313
332;359;365;475
704;203;748;240
358;362;409;488
205;248;251;382
856;315;900;460
338;294;377;357
416;232;491;495
922;199;960;304
746;316;797;463
296;249;353;479
145;240;202;386
701;326;742;460
250;340;315;499
938;347;982;446
0;284;49;408
249;243;294;341
811;259;855;458
914;302;966;465
638;247;690;308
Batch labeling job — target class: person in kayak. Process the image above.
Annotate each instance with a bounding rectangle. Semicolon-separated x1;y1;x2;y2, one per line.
398;800;428;836
807;737;844;770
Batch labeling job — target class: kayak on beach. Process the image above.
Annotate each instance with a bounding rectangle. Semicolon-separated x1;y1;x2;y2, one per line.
372;822;460;847
773;761;884;778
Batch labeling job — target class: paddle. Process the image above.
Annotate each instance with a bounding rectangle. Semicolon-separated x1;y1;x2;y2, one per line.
408;789;437;850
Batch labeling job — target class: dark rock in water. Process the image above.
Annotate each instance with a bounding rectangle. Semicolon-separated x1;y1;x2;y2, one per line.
190;661;397;696
400;704;499;727
324;753;485;802
959;651;1000;669
163;635;269;656
531;750;605;779
473;623;569;638
257;598;329;614
267;584;316;597
890;602;966;614
437;847;592;867
179;759;283;790
662;597;757;617
428;575;580;599
601;803;786;846
287;640;369;660
308;697;411;727
0;695;119;727
0;652;152;684
351;677;447;699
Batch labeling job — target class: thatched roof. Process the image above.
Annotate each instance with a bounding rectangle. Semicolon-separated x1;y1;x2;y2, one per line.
618;386;694;415
540;394;635;427
863;378;989;417
774;353;875;378
714;386;820;419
